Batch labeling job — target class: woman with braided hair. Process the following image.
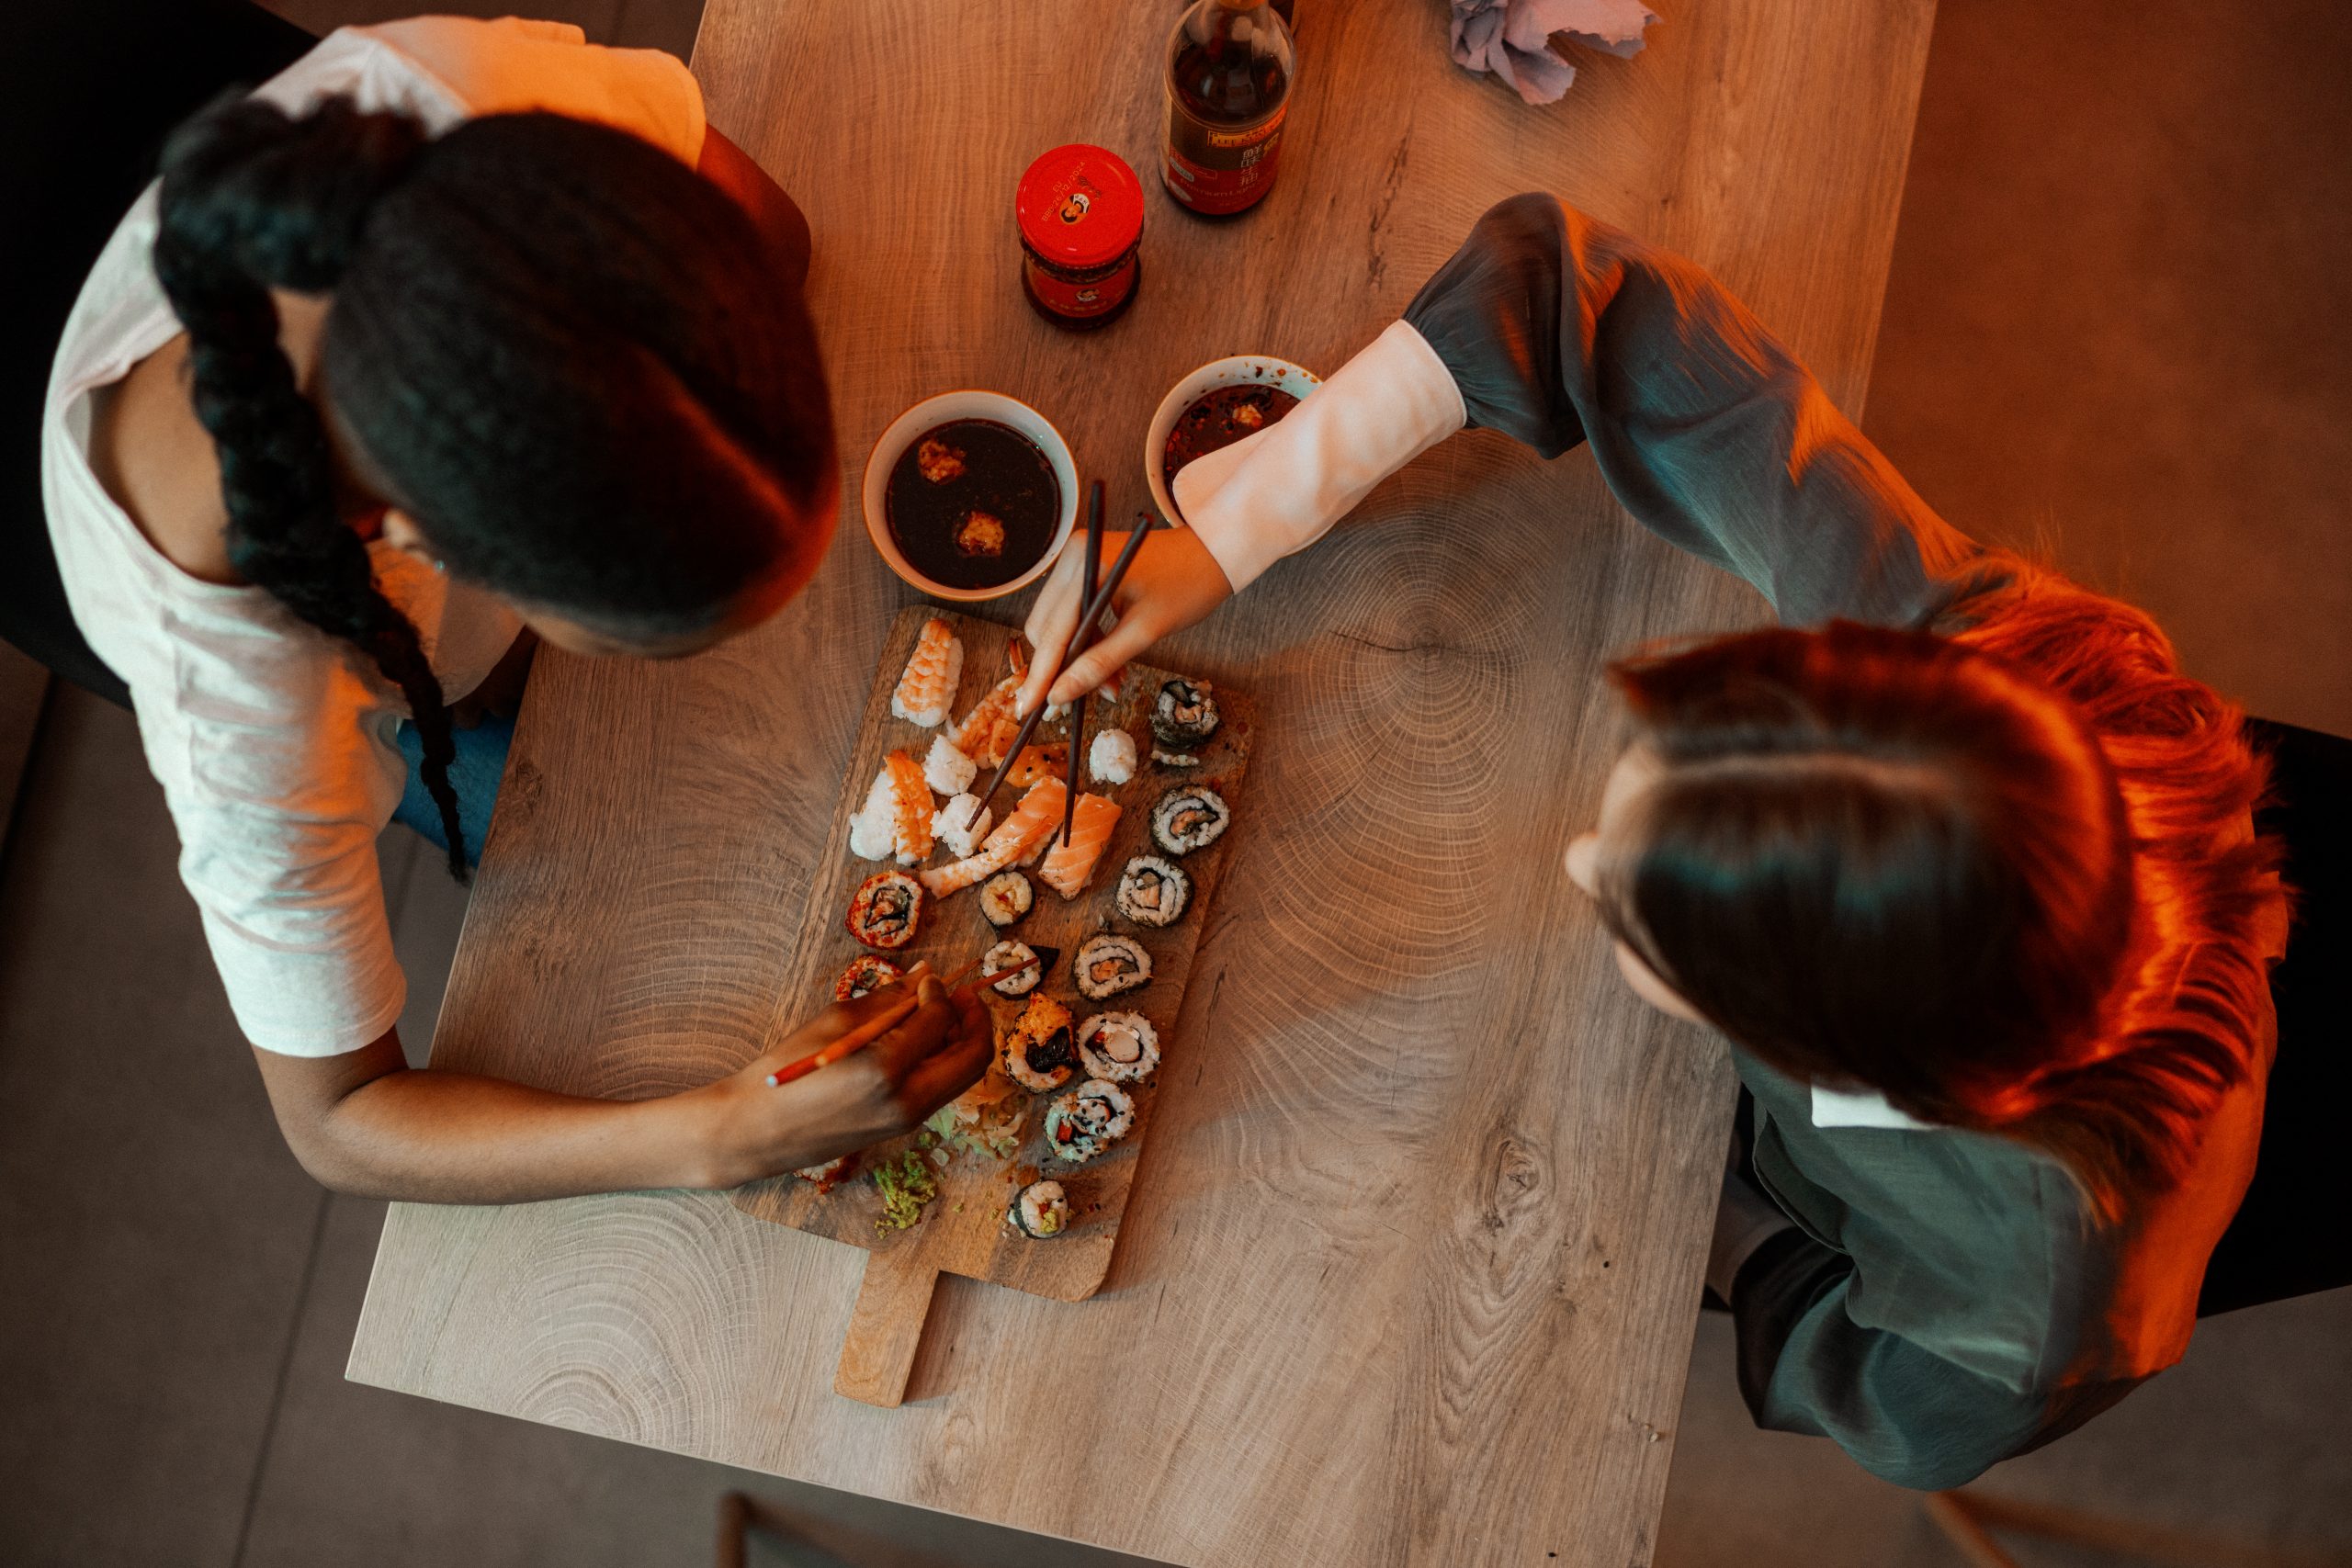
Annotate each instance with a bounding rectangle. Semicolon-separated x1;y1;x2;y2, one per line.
43;18;989;1198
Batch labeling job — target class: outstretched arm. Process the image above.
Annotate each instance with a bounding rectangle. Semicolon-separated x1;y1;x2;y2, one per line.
250;970;989;1202
1023;194;1983;711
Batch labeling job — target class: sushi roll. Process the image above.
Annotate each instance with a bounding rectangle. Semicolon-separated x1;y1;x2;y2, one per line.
1078;1011;1160;1083
922;735;978;796
1150;679;1219;748
1089;728;1137;785
845;870;923;950
1149;785;1231;857
1075;932;1152;999
1043;1079;1136;1165
932;793;992;858
1001;993;1078;1091
1114;854;1190;927
1006;1179;1070;1239
890;617;964;728
981;939;1042;998
979;870;1033;928
833;953;903;1001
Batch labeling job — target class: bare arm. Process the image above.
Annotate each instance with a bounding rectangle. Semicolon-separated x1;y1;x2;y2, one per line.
250;973;990;1202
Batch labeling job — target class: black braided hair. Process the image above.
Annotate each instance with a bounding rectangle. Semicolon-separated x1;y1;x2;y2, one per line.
152;95;837;880
154;97;470;877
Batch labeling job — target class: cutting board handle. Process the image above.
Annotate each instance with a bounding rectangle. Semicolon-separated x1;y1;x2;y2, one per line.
834;1247;940;1406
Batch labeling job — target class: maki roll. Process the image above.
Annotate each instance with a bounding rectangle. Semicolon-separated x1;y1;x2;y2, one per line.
845;870;923;950
1078;1011;1160;1083
1149;785;1231;857
1001;993;1078;1091
1075;933;1152;999
1151;679;1220;748
833;954;903;1001
1114;854;1190;927
979;870;1033;928
1044;1079;1136;1164
1007;1179;1070;1239
981;939;1043;998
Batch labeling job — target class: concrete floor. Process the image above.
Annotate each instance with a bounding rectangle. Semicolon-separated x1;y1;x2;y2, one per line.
5;0;2349;1564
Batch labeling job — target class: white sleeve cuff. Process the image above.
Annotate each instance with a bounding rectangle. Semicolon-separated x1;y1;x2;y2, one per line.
1174;320;1467;592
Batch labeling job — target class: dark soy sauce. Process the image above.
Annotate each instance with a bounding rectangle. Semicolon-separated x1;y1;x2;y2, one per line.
1161;384;1300;496
886;419;1061;590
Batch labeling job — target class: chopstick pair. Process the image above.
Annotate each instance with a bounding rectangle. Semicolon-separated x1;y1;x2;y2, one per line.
975;482;1152;822
763;951;1042;1088
1058;485;1107;846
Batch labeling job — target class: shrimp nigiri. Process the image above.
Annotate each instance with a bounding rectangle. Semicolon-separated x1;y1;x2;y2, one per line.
1037;793;1122;899
920;778;1067;897
951;675;1023;767
890;618;964;728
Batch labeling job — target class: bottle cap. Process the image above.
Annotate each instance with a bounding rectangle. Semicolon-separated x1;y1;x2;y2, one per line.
1016;145;1145;271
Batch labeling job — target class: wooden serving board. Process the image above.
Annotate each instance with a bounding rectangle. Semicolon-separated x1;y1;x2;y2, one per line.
731;604;1253;1405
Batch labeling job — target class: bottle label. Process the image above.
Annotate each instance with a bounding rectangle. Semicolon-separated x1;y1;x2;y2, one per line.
1163;97;1286;215
1024;254;1137;320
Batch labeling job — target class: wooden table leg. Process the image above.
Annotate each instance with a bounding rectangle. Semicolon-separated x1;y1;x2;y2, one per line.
834;1248;940;1407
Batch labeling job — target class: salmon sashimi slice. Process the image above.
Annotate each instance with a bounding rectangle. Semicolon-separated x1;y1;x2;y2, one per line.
919;778;1067;897
1037;793;1122;899
950;675;1022;766
884;749;933;864
890;618;964;728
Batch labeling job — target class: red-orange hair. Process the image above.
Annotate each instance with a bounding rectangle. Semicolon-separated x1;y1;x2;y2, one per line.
1598;559;2288;1220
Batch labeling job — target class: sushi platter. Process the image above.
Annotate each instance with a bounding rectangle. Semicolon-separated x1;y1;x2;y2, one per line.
731;605;1252;1405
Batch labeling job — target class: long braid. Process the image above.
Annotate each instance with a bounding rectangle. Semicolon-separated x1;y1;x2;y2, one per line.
154;97;469;879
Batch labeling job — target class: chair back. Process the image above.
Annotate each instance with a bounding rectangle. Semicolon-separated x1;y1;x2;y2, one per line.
3;0;311;708
2197;717;2352;1315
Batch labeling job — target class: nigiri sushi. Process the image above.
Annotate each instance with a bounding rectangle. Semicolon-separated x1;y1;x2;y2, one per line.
922;735;977;795
951;675;1022;767
932;793;992;858
891;617;963;728
847;750;935;864
1089;728;1137;784
884;750;933;863
1037;793;1122;899
919;778;1068;897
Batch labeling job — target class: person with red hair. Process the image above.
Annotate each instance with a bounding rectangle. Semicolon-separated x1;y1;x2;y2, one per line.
1021;195;2290;1487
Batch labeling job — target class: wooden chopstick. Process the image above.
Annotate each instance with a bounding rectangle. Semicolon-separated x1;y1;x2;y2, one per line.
766;949;1042;1088
1059;482;1106;846
975;513;1159;814
765;988;922;1087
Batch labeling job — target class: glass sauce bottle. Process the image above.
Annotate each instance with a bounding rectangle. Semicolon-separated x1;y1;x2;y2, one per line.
1161;0;1296;218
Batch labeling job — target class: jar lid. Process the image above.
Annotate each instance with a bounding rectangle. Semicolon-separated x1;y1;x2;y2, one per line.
1016;144;1145;270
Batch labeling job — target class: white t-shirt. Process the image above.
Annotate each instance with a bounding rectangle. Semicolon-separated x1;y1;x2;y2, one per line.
41;18;707;1055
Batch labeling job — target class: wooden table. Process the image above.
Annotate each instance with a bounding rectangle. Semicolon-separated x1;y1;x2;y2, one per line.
347;4;1937;1562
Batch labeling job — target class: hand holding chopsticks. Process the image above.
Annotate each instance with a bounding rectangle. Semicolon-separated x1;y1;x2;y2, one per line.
978;489;1154;816
1013;517;1234;720
763;950;1035;1088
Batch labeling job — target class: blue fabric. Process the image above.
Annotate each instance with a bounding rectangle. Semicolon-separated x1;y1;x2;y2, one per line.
391;714;513;866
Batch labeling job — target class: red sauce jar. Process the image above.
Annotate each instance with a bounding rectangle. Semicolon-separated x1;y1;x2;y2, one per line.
1016;144;1144;331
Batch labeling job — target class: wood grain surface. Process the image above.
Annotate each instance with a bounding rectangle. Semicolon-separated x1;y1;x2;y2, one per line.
726;606;1254;1402
347;3;1939;1563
